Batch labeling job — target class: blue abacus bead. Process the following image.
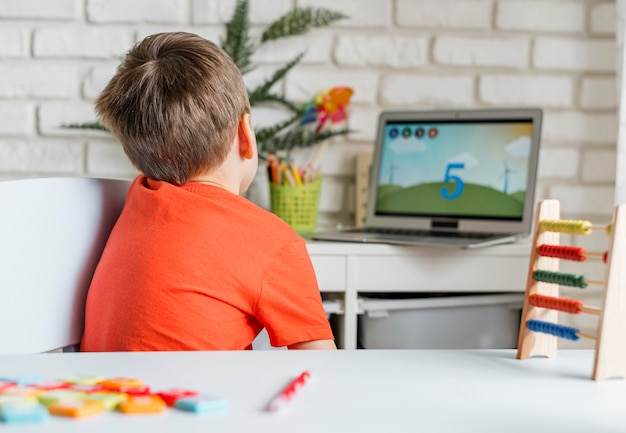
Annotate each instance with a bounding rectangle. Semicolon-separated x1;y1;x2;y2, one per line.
527;319;580;341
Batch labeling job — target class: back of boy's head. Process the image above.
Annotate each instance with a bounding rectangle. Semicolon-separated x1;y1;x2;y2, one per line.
96;32;250;185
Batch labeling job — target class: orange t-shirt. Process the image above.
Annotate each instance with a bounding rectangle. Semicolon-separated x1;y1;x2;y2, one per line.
81;175;333;351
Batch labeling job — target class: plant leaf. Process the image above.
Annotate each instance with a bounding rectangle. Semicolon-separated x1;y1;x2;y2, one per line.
250;93;301;113
248;53;304;107
261;7;347;43
255;111;304;144
257;125;352;157
220;0;256;74
61;1;352;160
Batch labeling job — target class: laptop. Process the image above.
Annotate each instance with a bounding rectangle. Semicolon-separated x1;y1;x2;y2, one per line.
313;108;543;248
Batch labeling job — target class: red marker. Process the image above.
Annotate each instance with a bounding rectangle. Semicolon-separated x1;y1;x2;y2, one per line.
268;370;311;412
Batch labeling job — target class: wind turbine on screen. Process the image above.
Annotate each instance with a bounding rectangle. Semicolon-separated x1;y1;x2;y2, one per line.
388;164;396;184
500;161;515;194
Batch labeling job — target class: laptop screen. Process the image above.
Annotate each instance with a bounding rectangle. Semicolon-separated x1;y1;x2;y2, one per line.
367;109;542;234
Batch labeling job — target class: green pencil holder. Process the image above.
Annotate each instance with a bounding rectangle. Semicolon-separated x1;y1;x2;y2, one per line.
269;176;322;234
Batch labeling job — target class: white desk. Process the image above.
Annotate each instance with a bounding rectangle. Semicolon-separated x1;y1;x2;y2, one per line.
1;350;625;432
306;241;533;348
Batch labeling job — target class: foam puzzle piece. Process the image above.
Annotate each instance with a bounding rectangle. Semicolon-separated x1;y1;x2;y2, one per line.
48;400;104;418
38;390;87;407
119;395;166;415
0;400;49;424
59;375;104;385
85;392;128;411
175;395;228;414
156;388;199;407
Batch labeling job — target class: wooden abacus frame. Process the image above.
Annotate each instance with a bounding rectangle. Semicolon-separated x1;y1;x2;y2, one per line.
516;199;626;380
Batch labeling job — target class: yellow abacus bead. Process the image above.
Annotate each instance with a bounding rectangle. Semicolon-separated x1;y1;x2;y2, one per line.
539;219;591;235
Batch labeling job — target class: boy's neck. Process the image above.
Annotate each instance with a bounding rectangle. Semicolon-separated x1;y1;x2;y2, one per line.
187;178;231;191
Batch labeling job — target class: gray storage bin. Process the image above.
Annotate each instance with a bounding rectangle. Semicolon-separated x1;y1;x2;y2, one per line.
359;293;524;349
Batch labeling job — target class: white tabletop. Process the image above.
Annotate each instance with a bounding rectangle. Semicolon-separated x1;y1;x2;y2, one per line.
1;350;625;433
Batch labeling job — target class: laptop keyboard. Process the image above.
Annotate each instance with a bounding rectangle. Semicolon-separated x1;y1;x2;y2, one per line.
362;227;495;240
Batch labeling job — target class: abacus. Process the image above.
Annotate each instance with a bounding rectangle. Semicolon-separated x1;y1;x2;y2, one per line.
516;199;626;380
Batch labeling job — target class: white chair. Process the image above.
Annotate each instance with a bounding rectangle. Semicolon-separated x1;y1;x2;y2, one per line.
0;177;130;354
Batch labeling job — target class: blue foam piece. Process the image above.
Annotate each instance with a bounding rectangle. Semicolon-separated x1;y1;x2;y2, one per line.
175;395;228;414
0;374;45;386
0;403;49;424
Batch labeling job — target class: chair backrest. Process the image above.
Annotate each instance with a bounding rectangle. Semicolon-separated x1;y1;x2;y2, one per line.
0;177;130;354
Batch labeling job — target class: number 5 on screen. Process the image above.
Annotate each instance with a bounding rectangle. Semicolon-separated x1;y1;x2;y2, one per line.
441;163;464;200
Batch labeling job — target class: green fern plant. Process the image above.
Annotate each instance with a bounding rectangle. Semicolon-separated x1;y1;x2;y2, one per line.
221;0;350;157
66;0;350;159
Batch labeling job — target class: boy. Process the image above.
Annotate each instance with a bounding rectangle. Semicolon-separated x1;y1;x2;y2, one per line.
81;32;336;351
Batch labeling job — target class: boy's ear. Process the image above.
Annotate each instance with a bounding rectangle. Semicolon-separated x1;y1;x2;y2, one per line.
238;113;256;160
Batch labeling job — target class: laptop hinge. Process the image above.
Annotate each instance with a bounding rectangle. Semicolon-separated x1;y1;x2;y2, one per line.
431;220;458;230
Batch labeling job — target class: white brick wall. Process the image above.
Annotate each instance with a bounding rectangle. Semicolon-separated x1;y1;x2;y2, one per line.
38;102;100;136
582;149;617;183
33;28;132;59
0;28;29;58
0;0;619;225
193;0;294;25
496;1;586;33
87;0;188;24
335;35;428;68
396;0;492;30
0;65;78;98
591;3;617;35
543;112;617;144
549;185;616;217
0;103;35;136
581;77;618;109
0;0;77;20
433;36;530;68
83;66;117;100
479;75;574;107
86;140;137;177
534;38;616;72
0;139;84;175
301;0;392;27
381;75;474;106
252;33;333;64
537;148;579;179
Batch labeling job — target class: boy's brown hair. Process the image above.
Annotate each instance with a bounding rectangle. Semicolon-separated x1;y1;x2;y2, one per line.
96;32;250;185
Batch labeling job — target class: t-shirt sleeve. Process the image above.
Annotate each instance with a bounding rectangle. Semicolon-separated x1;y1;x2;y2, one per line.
255;239;335;347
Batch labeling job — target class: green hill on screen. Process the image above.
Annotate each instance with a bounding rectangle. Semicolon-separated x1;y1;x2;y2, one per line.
376;182;524;217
